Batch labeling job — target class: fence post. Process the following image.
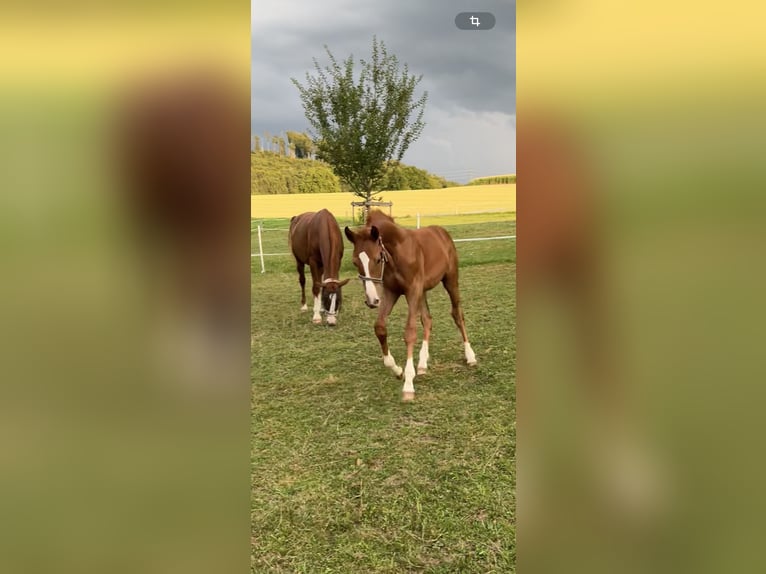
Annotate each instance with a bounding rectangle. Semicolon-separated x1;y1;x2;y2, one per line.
257;225;265;274
416;213;421;229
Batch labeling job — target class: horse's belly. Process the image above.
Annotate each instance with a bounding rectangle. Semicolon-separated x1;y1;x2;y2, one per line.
423;268;446;291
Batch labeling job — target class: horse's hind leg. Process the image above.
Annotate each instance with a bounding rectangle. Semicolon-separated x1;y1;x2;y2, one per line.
443;273;477;366
296;260;308;311
417;295;432;375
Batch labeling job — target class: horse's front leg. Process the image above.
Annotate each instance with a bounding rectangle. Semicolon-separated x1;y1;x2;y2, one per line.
375;290;402;378
401;293;422;401
308;261;323;324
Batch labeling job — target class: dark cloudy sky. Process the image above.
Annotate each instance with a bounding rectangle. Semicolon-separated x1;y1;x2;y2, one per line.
252;1;515;183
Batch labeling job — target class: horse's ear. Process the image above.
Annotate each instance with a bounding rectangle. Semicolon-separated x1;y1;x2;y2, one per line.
370;225;379;241
344;226;355;242
338;278;351;287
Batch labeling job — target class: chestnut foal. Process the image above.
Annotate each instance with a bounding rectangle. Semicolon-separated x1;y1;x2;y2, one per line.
345;211;477;401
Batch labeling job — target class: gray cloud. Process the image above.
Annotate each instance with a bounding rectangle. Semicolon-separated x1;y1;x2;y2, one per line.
252;0;515;181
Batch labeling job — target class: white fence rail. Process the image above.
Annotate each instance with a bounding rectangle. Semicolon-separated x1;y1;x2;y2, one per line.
252;211;516;273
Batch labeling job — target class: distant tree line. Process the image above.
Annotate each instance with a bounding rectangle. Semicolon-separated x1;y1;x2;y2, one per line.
468;174;516;185
251;132;459;194
252;131;317;159
250;152;340;194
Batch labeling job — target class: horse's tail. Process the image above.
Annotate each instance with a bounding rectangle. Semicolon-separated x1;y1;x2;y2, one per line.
288;215;297;249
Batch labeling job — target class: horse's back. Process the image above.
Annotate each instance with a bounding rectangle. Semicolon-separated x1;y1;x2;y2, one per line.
289;211;316;262
290;209;343;265
311;209;343;252
414;225;459;287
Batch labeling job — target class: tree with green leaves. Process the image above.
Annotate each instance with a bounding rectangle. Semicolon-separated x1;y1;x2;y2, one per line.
292;36;428;205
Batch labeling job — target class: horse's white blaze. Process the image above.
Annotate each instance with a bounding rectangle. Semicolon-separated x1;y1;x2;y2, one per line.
403;357;416;394
312;295;321;322
383;352;403;377
358;251;380;304
328;293;337;315
464;342;477;365
418;341;429;372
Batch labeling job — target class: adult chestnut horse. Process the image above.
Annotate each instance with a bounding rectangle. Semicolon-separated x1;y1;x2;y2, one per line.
344;211;477;401
289;209;350;326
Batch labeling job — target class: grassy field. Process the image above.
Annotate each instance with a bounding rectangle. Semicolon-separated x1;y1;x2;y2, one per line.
251;184;516;219
251;215;516;572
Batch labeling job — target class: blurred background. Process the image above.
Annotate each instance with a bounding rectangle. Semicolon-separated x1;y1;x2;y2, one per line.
518;1;766;573
0;2;249;573
2;0;765;572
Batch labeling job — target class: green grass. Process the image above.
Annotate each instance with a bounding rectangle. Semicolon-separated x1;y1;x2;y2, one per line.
252;217;515;572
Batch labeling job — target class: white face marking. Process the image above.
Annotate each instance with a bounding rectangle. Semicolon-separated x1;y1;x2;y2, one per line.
328;293;337;315
358;251;380;305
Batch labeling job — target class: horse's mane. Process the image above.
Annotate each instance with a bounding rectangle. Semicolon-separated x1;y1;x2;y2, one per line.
365;209;396;225
365;209;406;244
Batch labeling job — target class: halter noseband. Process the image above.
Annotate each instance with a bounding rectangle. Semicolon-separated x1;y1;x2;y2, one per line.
358;238;389;285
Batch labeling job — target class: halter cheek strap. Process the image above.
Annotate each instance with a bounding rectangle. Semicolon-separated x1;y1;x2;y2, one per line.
358;238;389;285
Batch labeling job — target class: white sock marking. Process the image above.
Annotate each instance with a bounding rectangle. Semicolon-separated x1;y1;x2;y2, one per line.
383;352;403;377
312;295;321;322
403;357;416;394
358;251;380;304
418;341;429;372
465;342;477;365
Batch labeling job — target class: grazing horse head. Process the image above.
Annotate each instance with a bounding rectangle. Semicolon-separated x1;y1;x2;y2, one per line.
344;224;389;308
320;277;350;324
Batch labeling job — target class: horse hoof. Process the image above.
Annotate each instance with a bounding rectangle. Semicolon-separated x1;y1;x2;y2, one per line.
467;359;477;367
402;392;415;402
417;368;427;375
300;305;308;312
312;318;322;324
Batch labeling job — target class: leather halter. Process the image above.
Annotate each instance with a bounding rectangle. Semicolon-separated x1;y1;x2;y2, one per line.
358;238;389;285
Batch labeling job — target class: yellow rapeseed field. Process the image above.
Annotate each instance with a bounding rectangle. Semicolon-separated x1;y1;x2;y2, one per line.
251;184;516;219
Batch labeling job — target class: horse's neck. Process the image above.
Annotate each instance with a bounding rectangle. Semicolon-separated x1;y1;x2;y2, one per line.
319;231;341;277
371;218;401;240
374;219;409;265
